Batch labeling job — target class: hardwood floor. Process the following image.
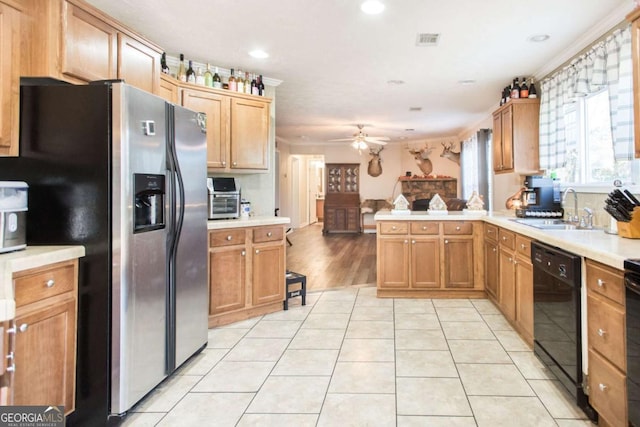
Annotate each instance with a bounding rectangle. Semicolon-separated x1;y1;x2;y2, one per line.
285;223;377;291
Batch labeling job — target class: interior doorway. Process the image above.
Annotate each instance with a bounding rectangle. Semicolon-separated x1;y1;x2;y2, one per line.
289;154;324;229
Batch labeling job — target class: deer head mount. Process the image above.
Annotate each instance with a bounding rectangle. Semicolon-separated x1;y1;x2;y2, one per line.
367;146;384;177
440;142;461;165
407;144;434;175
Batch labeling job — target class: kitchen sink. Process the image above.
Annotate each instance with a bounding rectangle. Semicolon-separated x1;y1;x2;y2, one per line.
510;218;600;230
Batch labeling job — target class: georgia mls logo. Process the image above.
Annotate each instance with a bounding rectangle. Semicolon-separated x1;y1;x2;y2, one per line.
0;405;65;427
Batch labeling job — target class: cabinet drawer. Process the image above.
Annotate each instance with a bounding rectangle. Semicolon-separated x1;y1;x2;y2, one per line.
443;222;472;235
586;260;624;306
485;224;498;243
410;222;439;235
588;349;627;427
14;262;75;308
588;293;626;371
253;226;284;243
515;235;531;259
498;229;515;250
209;229;246;247
379;222;408;235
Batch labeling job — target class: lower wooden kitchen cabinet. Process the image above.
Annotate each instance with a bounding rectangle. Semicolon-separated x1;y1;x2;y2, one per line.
376;220;484;298
586;259;627;427
12;259;78;414
487;225;533;346
208;225;285;327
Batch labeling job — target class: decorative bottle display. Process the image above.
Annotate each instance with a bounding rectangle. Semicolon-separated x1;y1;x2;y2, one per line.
228;69;237;91
213;67;222;89
528;78;538;98
244;72;251;94
186;60;196;83
195;67;205;85
510;78;520;99
161;52;170;75
204;64;213;87
177;54;187;82
519;77;529;98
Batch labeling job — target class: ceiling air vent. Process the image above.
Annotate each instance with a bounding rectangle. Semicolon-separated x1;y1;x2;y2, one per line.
416;33;440;47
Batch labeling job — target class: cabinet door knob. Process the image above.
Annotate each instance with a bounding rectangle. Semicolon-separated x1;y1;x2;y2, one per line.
411;240;416;244
422;226;427;230
267;232;272;237
19;323;28;333
6;364;15;373
520;243;526;249
392;226;397;230
508;257;513;263
226;235;233;241
488;229;493;234
444;239;449;244
233;162;237;166
46;279;55;288
597;328;607;337
255;249;260;254
456;226;461;231
502;236;507;241
404;240;408;244
222;161;227;166
598;383;608;392
492;248;496;252
241;250;246;256
513;260;518;265
597;278;605;287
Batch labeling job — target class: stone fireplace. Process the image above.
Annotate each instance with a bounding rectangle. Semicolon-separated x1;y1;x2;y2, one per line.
400;178;458;206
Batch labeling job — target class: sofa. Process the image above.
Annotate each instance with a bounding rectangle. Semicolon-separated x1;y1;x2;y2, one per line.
360;199;393;233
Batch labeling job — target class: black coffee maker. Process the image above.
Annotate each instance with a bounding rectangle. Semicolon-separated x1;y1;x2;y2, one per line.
516;175;563;218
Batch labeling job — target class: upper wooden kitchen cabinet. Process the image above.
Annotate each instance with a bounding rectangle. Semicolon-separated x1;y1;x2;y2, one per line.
0;0;21;156
159;74;179;104
12;259;78;415
20;0;161;92
627;8;640;158
179;81;271;171
492;98;540;174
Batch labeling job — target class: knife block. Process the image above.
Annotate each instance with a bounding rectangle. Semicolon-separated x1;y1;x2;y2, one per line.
617;207;640;238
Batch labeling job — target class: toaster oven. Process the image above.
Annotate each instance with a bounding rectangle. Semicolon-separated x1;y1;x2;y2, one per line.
207;177;240;220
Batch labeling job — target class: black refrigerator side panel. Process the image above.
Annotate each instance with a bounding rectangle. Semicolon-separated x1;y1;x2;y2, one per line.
0;84;112;426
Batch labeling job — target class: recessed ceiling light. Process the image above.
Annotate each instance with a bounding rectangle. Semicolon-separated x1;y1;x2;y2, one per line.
387;80;405;85
527;34;550;43
361;0;385;15
249;49;269;59
458;80;476;85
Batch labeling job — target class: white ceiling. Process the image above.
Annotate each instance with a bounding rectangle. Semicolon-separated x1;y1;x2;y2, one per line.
87;0;632;146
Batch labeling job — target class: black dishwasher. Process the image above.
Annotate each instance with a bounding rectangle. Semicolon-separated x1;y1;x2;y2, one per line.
532;241;596;420
625;259;640;426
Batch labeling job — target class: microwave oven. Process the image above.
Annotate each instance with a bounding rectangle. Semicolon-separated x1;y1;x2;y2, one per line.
207;177;240;219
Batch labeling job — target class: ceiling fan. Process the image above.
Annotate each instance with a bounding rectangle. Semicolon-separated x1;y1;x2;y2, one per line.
329;124;390;150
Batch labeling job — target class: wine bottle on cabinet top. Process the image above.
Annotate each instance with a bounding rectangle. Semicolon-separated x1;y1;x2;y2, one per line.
177;54;187;82
236;69;245;92
520;77;529;98
528;78;538;98
510;78;520;99
258;75;265;96
228;69;237;91
213;67;222;89
204;64;213;87
186;60;196;83
251;74;259;96
244;72;252;94
161;52;170;75
195;67;205;85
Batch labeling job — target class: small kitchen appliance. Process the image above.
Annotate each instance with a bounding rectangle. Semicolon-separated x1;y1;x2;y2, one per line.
207;177;240;219
516;175;563;218
0;181;28;253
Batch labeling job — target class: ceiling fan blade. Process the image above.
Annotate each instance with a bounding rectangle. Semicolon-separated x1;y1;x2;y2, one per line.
365;136;390;141
328;138;357;142
366;139;387;145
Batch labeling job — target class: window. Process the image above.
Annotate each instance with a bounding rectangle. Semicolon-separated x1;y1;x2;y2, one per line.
550;89;640;186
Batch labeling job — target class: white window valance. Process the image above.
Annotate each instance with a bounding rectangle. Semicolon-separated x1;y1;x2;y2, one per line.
539;26;633;169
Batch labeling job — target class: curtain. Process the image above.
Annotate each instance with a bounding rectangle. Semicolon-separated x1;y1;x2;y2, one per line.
461;129;490;206
539;26;633;169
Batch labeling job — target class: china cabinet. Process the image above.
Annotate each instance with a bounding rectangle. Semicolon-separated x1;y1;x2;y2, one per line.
323;163;361;234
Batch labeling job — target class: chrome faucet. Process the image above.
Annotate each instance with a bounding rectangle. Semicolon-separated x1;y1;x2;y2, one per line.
562;187;579;223
581;207;594;229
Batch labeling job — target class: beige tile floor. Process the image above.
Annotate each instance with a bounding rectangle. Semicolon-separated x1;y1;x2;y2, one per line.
122;286;595;427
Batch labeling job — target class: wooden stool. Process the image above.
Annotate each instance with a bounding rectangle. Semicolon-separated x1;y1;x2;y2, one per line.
284;270;306;310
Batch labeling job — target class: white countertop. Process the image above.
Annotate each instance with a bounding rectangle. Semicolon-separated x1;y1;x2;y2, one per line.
0;245;86;322
375;210;640;271
208;215;291;230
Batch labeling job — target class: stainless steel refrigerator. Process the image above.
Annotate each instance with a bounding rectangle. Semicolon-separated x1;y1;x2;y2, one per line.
0;80;208;425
